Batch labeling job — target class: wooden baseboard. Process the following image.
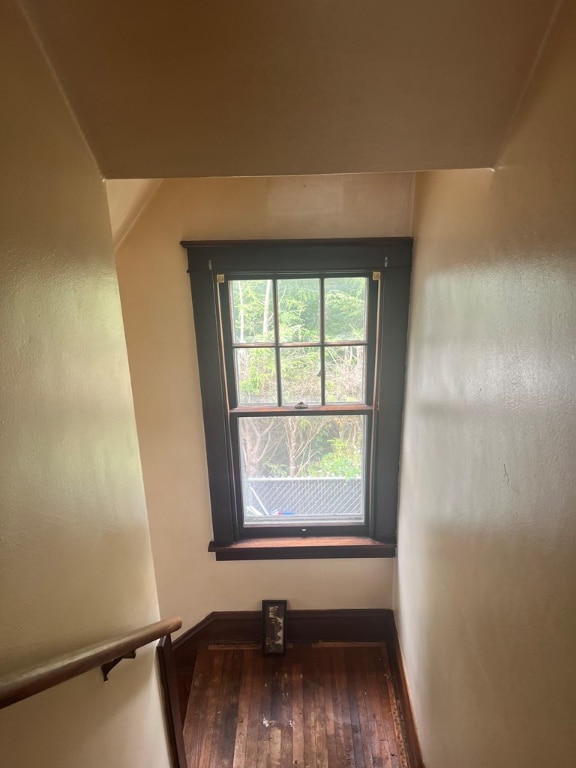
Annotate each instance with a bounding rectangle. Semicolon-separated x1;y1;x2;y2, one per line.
386;617;426;768
174;608;393;650
172;608;393;670
157;635;187;768
172;609;424;767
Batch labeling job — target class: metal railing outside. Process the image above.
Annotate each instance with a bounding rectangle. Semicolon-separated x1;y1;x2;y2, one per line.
243;476;363;523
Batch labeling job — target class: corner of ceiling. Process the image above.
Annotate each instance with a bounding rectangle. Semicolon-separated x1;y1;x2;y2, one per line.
105;178;164;247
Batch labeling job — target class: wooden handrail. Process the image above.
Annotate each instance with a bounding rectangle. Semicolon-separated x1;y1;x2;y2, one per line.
0;616;182;710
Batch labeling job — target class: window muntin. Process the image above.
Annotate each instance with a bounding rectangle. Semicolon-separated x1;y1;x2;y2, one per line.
224;275;373;534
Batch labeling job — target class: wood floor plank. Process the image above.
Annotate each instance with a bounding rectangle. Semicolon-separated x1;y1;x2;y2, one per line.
183;649;209;765
257;656;275;768
279;654;294;768
312;647;329;768
302;647;318;768
363;647;393;768
352;646;375;768
372;644;405;768
268;658;283;768
197;649;224;768
219;649;243;767
372;645;393;716
344;648;366;768
291;646;305;768
184;647;211;766
334;646;355;767
245;651;263;768
328;648;348;767
232;650;252;768
380;644;409;768
362;647;388;768
208;645;233;766
319;644;338;768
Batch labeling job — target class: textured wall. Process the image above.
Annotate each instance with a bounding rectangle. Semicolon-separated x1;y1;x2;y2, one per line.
116;173;414;632
0;3;170;766
396;2;576;766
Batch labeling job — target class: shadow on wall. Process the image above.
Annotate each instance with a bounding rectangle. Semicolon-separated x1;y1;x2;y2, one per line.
397;516;576;768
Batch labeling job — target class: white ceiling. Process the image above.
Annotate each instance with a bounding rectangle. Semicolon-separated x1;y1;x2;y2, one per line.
24;0;557;178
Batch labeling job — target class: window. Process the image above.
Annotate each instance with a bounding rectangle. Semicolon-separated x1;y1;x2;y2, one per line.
183;239;412;560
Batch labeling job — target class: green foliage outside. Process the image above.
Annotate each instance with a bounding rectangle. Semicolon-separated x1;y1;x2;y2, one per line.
231;277;368;479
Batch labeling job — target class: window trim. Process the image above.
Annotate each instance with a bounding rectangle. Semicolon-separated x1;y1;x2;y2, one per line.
182;238;412;559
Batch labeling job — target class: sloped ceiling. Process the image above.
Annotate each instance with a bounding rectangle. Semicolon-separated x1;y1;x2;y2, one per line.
24;0;557;178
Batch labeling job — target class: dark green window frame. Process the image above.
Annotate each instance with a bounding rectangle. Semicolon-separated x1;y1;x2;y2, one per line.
182;239;412;560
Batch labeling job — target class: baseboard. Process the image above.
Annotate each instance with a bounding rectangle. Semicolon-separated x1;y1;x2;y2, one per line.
386;616;426;768
157;635;187;768
172;608;396;671
174;608;393;653
173;608;424;767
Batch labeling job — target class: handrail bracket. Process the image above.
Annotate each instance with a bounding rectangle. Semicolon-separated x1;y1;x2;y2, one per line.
101;650;137;682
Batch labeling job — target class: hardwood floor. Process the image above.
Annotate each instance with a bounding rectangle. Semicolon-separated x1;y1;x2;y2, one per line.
183;643;409;768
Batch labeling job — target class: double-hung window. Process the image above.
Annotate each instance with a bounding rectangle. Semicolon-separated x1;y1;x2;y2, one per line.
183;239;412;560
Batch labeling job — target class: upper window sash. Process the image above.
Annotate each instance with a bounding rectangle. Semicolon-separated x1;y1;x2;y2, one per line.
219;274;377;411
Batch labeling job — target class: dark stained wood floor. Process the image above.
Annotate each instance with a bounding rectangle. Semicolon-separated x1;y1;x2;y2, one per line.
183;643;409;768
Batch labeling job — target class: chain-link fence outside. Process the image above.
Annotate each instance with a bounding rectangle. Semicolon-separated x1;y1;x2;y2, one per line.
243;476;363;523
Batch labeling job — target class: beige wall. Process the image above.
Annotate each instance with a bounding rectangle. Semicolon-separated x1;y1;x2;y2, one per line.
106;178;163;246
116;173;413;632
0;3;170;766
396;2;576;766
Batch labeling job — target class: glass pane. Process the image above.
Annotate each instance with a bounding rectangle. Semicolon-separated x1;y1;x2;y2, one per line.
235;348;277;405
239;415;366;526
325;346;366;403
230;280;275;343
280;347;320;405
278;279;319;343
325;277;367;341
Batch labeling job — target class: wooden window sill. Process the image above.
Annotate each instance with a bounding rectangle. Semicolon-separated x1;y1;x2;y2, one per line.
208;537;396;561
